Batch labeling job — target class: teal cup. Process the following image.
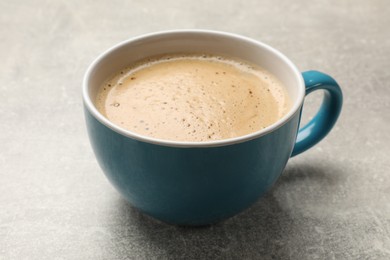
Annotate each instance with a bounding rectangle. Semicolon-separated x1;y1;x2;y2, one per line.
83;30;342;226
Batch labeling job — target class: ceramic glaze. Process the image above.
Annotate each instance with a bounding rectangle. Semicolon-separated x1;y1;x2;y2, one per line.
83;30;343;225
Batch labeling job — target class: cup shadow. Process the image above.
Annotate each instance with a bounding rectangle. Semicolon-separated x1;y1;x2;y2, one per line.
105;161;343;259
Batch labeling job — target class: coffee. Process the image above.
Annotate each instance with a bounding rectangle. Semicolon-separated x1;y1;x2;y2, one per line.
95;54;291;142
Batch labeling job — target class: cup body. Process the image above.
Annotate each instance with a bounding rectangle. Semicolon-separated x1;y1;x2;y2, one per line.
83;30;305;225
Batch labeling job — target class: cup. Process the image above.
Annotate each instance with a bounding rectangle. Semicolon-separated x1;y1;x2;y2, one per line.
83;30;342;226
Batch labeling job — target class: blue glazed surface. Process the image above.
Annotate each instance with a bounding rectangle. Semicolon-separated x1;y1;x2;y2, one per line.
84;69;343;225
292;71;343;156
85;108;300;225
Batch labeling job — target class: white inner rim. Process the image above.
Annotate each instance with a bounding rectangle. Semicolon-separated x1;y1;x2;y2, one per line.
82;30;305;148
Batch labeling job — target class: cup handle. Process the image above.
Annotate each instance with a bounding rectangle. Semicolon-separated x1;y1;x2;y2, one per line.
291;70;343;157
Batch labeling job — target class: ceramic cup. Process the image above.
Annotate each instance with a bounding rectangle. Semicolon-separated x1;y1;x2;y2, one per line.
83;30;343;226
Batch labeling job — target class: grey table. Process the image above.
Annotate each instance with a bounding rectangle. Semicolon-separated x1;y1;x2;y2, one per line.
1;0;389;259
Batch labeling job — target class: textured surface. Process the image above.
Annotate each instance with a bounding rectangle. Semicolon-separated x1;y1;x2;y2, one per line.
1;0;389;259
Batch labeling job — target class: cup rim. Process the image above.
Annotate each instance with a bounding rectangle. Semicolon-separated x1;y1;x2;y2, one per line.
83;29;305;148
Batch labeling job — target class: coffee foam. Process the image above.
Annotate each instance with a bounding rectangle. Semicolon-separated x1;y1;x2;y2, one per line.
95;54;291;142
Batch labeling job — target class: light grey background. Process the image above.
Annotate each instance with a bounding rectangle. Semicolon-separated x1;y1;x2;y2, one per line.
1;0;389;259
